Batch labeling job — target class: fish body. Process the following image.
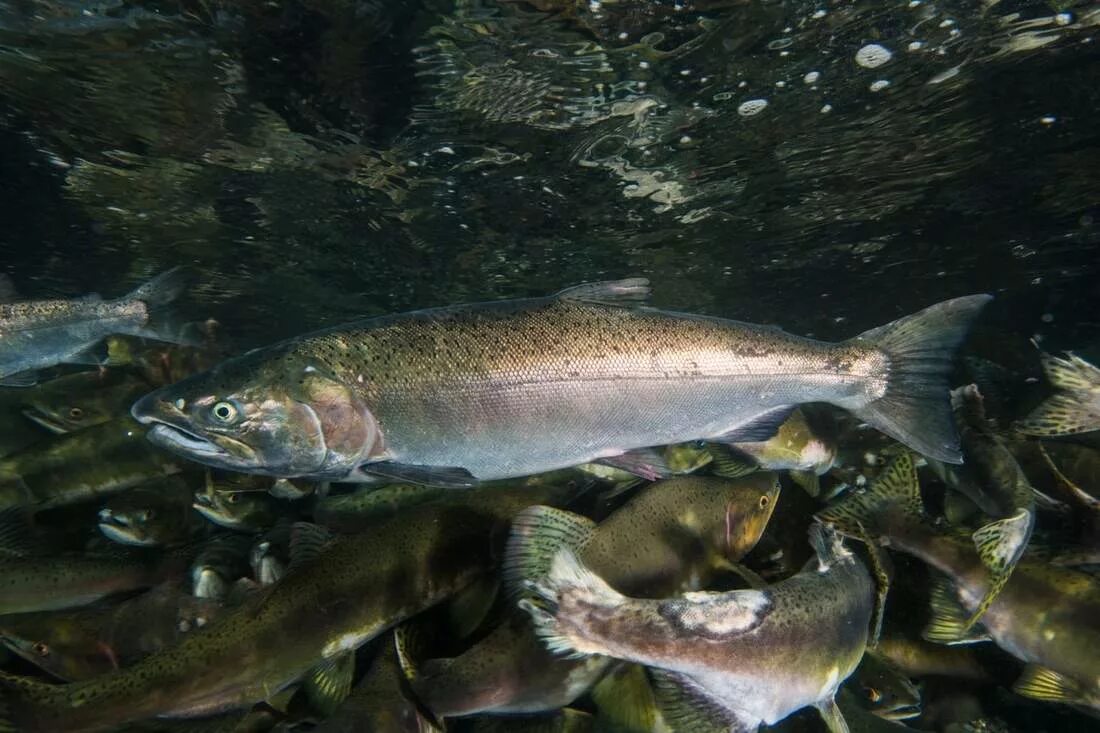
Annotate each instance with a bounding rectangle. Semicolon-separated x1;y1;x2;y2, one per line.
518;523;873;733
819;453;1100;712
21;371;151;435
131;281;990;484
0;269;189;386
0;482;581;732
0;417;182;511
412;474;780;717
0;582;222;681
0;549;184;615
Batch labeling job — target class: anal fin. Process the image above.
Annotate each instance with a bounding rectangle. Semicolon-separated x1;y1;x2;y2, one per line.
1013;664;1086;705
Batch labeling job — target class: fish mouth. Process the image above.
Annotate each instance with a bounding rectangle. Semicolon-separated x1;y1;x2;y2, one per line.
147;423;235;459
97;513;153;547
20;408;68;435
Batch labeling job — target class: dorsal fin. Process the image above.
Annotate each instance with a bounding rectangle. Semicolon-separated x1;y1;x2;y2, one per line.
555;278;652;306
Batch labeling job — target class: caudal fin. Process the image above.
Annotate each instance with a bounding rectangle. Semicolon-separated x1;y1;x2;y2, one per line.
851;294;992;463
121;267;196;346
1015;352;1100;436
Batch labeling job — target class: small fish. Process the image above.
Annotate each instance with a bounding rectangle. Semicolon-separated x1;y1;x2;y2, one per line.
0;269;190;387
517;522;874;733
191;473;286;531
0;513;187;615
0;417;182;512
873;632;991;683
20;371;151;435
0;481;583;732
925;385;1036;630
818;452;1100;714
98;478;200;547
0;582;222;681
848;651;922;721
410;474;780;717
131;280;989;485
1016;351;1100;437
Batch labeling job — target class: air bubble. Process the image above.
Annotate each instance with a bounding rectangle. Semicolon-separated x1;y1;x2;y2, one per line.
869;79;891;92
1055;12;1073;25
737;99;769;116
855;44;893;69
803;71;820;84
820;104;833;113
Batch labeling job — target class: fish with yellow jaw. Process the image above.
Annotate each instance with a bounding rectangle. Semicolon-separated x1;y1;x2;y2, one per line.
408;473;780;718
516;522;874;733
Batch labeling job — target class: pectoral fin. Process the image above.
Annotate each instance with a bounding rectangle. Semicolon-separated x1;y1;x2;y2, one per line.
650;669;754;733
595;447;672;481
0;371;38;388
304;651;355;716
923;577;990;645
360;461;478;488
288;522;335;570
815;696;851;733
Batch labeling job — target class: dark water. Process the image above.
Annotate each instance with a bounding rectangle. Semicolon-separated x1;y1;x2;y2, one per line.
0;1;1098;731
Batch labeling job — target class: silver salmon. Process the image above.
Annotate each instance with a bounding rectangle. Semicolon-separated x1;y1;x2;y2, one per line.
131;280;990;486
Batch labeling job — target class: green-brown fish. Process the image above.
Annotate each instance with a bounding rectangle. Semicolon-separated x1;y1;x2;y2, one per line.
409;474;780;717
130;280;989;485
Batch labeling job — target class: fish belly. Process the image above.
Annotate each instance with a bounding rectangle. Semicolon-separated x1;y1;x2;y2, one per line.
379;375;833;480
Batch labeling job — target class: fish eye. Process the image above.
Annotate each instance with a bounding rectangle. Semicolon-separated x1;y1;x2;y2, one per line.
138;509;155;522
226;493;241;505
865;687;882;703
692;440;707;449
68;407;84;419
759;495;771;509
210;401;239;424
32;641;49;657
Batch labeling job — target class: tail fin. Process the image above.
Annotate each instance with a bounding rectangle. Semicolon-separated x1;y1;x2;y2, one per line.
517;548;625;659
502;505;596;602
121;268;196;346
123;267;189;308
816;452;924;539
851;294;992;463
1016;352;1100;436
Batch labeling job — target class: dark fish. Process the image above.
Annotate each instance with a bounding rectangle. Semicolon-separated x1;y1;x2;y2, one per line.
517;523;874;733
818;452;1100;714
410;474;780;717
0;481;582;732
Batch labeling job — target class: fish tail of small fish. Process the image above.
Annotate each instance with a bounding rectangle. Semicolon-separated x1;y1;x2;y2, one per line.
516;547;626;660
1015;351;1100;436
849;294;992;464
119;267;197;346
816;452;924;539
